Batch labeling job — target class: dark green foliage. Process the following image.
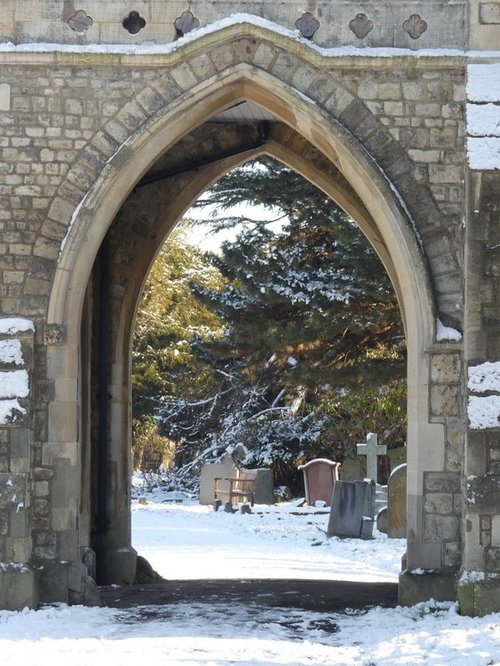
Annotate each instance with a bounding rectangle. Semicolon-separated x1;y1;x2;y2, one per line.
192;157;405;392
137;158;406;493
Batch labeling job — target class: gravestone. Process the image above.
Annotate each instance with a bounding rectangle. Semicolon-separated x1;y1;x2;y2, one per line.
388;463;407;538
327;479;376;539
389;445;407;471
356;433;387;484
376;506;388;534
199;457;238;505
338;456;365;481
253;468;275;504
298;458;340;506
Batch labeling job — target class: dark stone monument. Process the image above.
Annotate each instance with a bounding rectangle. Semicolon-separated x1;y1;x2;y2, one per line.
298;458;340;506
388;463;407;538
327;479;376;539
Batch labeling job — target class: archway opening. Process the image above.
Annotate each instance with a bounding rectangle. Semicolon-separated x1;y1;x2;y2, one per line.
82;120;410;582
127;153;408;583
48;68;438;589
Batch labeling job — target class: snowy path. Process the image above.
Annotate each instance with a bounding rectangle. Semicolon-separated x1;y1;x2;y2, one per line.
131;497;404;582
1;490;500;665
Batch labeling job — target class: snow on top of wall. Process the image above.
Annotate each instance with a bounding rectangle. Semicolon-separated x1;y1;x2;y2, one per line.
0;339;23;366
0;318;34;334
468;361;500;393
0;399;26;425
0;14;495;59
468;395;500;430
436;319;462;342
0;370;30;399
467;64;500;103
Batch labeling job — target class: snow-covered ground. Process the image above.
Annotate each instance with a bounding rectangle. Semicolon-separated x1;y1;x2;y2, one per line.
1;482;500;665
131;487;403;583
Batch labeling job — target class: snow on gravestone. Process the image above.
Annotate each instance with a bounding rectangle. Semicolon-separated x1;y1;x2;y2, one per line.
387;463;407;539
298;458;340;506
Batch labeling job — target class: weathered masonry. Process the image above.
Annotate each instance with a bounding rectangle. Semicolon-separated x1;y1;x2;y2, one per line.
0;1;499;615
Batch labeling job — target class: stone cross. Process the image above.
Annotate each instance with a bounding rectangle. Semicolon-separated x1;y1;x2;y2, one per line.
356;433;387;485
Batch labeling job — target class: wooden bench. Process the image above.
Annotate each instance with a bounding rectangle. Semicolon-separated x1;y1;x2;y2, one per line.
213;469;258;507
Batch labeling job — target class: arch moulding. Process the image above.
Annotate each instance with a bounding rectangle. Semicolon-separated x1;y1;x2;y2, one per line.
45;54;444;603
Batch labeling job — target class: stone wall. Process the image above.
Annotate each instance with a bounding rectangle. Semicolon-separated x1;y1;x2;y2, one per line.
0;4;498;615
0;1;469;49
0;318;37;609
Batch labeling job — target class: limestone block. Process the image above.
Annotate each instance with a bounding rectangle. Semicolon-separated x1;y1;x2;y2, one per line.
400;570;457;607
486;546;500;570
48;196;75;225
252;42;277;70
117;99;149;132
232;38;260;64
0;84;11;112
104;119;130;144
48;401;78;442
430;353;461;383
424;493;453;514
0;472;26;508
0;510;8;535
401;81;425;100
467;475;500;513
445;417;464;472
9;505;27;538
152;75;183;104
443;541;462;567
170;62;199;89
431;385;459;417
491;515;500;546
425;472;460;493
424;514;460;541
0;565;37;610
459;572;500;616
271;52;298;81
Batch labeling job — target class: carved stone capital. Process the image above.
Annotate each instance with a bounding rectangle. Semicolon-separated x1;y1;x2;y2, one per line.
44;323;64;346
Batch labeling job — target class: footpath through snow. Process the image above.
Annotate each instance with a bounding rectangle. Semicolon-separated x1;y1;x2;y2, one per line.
1;483;500;665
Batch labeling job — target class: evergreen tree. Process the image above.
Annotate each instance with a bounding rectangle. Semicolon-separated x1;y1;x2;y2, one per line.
192;157;405;393
154;158;406;491
132;224;224;421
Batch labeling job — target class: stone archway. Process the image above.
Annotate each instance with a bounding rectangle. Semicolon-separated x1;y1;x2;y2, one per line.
45;65;443;602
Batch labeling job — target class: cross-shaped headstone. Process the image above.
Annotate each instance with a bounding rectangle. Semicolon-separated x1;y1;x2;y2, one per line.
356;433;387;485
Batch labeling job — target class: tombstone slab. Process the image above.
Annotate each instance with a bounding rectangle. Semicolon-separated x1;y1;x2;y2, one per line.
327;479;376;539
199;460;238;505
377;506;388;534
298;458;340;506
388;463;407;538
253;468;274;504
338;456;365;481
